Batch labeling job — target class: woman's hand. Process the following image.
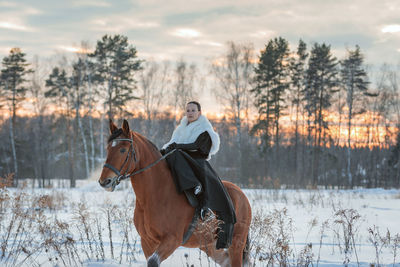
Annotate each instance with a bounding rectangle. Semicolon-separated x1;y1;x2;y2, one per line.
165;142;177;153
168;142;177;149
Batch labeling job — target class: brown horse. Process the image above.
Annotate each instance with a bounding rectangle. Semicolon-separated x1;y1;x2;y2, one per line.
98;119;252;267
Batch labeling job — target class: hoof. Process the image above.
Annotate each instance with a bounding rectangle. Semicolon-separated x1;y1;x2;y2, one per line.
147;253;160;267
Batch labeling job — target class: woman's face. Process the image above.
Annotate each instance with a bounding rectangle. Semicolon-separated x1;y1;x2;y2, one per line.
186;103;201;123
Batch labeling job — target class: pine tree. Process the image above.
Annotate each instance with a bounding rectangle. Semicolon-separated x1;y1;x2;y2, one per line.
45;67;69;103
289;39;308;185
45;66;76;186
304;43;339;186
252;37;290;178
0;48;32;181
1;48;32;122
45;58;92;186
71;58;90;181
90;34;142;120
340;45;369;187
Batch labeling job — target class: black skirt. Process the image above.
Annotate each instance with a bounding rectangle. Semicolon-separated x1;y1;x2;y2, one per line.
165;148;237;248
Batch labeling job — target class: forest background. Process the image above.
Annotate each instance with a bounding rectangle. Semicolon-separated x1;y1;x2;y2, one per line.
1;34;400;190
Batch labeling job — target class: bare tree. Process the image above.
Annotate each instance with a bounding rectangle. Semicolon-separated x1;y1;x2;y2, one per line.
171;58;198;122
29;56;50;187
210;41;254;180
78;41;97;174
138;60;171;138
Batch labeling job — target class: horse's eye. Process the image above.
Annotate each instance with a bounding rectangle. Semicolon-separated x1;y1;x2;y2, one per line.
120;148;127;153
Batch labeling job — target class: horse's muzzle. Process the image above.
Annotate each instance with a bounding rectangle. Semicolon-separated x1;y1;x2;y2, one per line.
98;177;117;192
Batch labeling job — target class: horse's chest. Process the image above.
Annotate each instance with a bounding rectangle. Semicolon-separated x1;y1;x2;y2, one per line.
134;206;155;238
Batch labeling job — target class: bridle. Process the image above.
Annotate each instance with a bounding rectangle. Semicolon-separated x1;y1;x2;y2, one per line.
100;135;175;191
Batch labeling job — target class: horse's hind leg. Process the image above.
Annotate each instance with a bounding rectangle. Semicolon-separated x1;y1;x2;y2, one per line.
228;222;250;267
200;244;231;267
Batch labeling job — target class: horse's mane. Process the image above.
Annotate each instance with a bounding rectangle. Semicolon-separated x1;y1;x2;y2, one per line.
108;128;123;143
107;129;161;155
146;139;160;153
133;132;161;154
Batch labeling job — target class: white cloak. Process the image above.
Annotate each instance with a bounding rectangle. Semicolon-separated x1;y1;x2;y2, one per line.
162;115;220;160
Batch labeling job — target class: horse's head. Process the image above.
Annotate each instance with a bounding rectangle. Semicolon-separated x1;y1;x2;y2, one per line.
98;119;137;192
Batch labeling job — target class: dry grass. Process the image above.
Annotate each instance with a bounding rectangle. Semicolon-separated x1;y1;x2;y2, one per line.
248;203;400;267
249;208;293;266
0;181;139;266
0;178;399;266
0;174;13;189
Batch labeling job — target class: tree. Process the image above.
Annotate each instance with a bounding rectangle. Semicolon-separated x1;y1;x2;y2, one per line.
289;39;308;184
71;58;90;181
90;34;142;121
0;48;32;182
340;45;369;187
210;41;254;180
77;41;97;173
171;58;197;122
138;60;171;139
29;56;51;187
45;64;77;187
304;43;339;186
252;37;291;178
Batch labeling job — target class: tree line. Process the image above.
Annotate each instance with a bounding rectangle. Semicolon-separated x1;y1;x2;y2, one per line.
0;34;400;189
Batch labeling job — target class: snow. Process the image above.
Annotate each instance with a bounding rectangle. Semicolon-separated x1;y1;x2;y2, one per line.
1;179;400;266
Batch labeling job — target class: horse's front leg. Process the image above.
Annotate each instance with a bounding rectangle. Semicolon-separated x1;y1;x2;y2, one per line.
147;236;180;267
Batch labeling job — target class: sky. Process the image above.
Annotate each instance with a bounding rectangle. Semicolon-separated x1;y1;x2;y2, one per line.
1;0;400;112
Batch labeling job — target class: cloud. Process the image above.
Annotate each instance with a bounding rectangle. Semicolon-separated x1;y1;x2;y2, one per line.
72;0;111;7
170;28;202;39
90;17;160;33
0;2;41;33
249;30;276;39
0;21;34;32
1;0;400;69
57;45;93;54
0;2;42;15
194;40;223;47
0;46;11;54
381;24;400;33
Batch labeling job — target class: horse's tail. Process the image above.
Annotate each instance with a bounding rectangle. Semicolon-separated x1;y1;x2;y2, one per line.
242;234;250;266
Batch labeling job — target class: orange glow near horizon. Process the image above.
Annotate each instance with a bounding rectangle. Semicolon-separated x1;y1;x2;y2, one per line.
0;104;397;148
280;109;397;148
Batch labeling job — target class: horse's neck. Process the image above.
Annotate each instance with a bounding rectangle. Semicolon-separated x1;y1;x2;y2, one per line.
131;134;175;205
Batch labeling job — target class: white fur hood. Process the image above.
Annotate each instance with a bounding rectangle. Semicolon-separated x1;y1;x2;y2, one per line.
162;115;220;160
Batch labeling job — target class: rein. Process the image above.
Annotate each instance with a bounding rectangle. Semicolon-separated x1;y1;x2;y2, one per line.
103;137;175;189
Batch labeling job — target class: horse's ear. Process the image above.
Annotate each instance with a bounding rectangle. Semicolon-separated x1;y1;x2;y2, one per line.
109;119;118;134
122;119;130;136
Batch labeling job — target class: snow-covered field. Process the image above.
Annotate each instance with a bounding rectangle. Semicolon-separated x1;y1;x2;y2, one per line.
1;178;400;267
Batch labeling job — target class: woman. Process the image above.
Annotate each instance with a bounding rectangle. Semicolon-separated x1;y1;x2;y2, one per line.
161;101;236;249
